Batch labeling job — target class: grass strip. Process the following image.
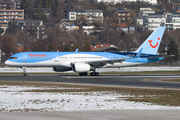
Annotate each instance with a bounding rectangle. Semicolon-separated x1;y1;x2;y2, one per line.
162;79;180;82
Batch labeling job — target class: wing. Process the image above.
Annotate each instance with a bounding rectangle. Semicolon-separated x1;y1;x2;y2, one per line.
86;57;132;67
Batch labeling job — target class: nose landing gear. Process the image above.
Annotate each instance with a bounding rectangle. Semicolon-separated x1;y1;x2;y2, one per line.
22;67;28;76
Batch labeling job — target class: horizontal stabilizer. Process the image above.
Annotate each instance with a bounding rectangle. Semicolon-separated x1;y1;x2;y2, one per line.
146;55;175;60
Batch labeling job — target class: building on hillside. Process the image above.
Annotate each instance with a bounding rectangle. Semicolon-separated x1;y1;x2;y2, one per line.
91;44;120;52
142;11;180;31
117;9;132;23
79;22;102;35
84;0;157;5
0;9;24;33
15;20;46;40
66;10;103;22
109;21;135;33
56;22;79;31
56;22;102;35
136;8;155;25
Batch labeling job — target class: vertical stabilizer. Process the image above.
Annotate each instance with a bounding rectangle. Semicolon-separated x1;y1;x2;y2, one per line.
134;26;166;55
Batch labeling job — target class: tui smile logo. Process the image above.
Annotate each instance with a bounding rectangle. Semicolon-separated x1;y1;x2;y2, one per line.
148;37;160;48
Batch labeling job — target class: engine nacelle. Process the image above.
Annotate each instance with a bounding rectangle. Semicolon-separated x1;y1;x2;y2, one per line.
53;66;72;72
72;63;91;72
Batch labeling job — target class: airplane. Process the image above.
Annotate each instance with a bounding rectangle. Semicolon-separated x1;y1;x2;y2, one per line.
5;26;170;76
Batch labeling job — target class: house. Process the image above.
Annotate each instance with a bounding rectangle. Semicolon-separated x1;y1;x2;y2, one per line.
15;20;46;40
109;21;134;33
66;10;103;22
91;44;120;52
56;22;80;31
80;22;102;35
56;22;102;35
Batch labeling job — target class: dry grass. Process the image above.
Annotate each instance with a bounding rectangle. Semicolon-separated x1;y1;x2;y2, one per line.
162;79;180;82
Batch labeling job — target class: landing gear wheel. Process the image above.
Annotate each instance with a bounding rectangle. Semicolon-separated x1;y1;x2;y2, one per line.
90;72;99;76
24;73;28;76
79;72;88;76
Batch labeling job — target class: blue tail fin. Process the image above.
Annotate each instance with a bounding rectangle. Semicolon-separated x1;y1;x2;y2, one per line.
134;26;166;55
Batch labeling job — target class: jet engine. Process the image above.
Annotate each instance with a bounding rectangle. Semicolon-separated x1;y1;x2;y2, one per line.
72;63;91;72
53;66;72;72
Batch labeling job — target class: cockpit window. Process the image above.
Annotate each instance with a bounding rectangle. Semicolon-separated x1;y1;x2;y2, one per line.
10;57;17;59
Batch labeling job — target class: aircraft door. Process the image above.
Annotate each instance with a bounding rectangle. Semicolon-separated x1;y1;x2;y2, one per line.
23;54;27;62
54;54;59;62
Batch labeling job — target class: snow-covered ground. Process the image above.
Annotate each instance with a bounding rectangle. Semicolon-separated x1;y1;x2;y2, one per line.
0;85;180;112
0;66;180;73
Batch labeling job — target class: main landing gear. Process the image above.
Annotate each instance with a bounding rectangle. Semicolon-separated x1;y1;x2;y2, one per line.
78;72;99;76
79;67;99;76
22;67;28;76
90;67;99;76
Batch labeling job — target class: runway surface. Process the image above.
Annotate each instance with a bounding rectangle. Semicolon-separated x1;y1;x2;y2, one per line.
0;74;180;89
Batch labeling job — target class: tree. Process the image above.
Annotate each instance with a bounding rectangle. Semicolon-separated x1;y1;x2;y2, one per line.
48;43;54;51
30;41;47;51
90;0;95;6
64;44;71;51
167;39;179;60
0;28;4;34
0;35;17;61
20;0;34;19
83;40;92;52
6;18;19;34
52;0;59;17
71;43;81;52
34;1;47;22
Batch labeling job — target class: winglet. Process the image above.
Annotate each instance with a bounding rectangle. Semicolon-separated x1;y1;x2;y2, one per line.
135;48;143;58
75;48;78;52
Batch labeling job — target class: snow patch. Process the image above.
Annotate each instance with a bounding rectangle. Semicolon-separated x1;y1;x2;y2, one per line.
0;85;179;112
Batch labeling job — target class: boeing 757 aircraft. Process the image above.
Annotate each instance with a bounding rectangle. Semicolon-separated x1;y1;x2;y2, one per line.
5;26;169;76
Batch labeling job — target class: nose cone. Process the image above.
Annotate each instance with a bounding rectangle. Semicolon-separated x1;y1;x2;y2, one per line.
4;60;12;66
